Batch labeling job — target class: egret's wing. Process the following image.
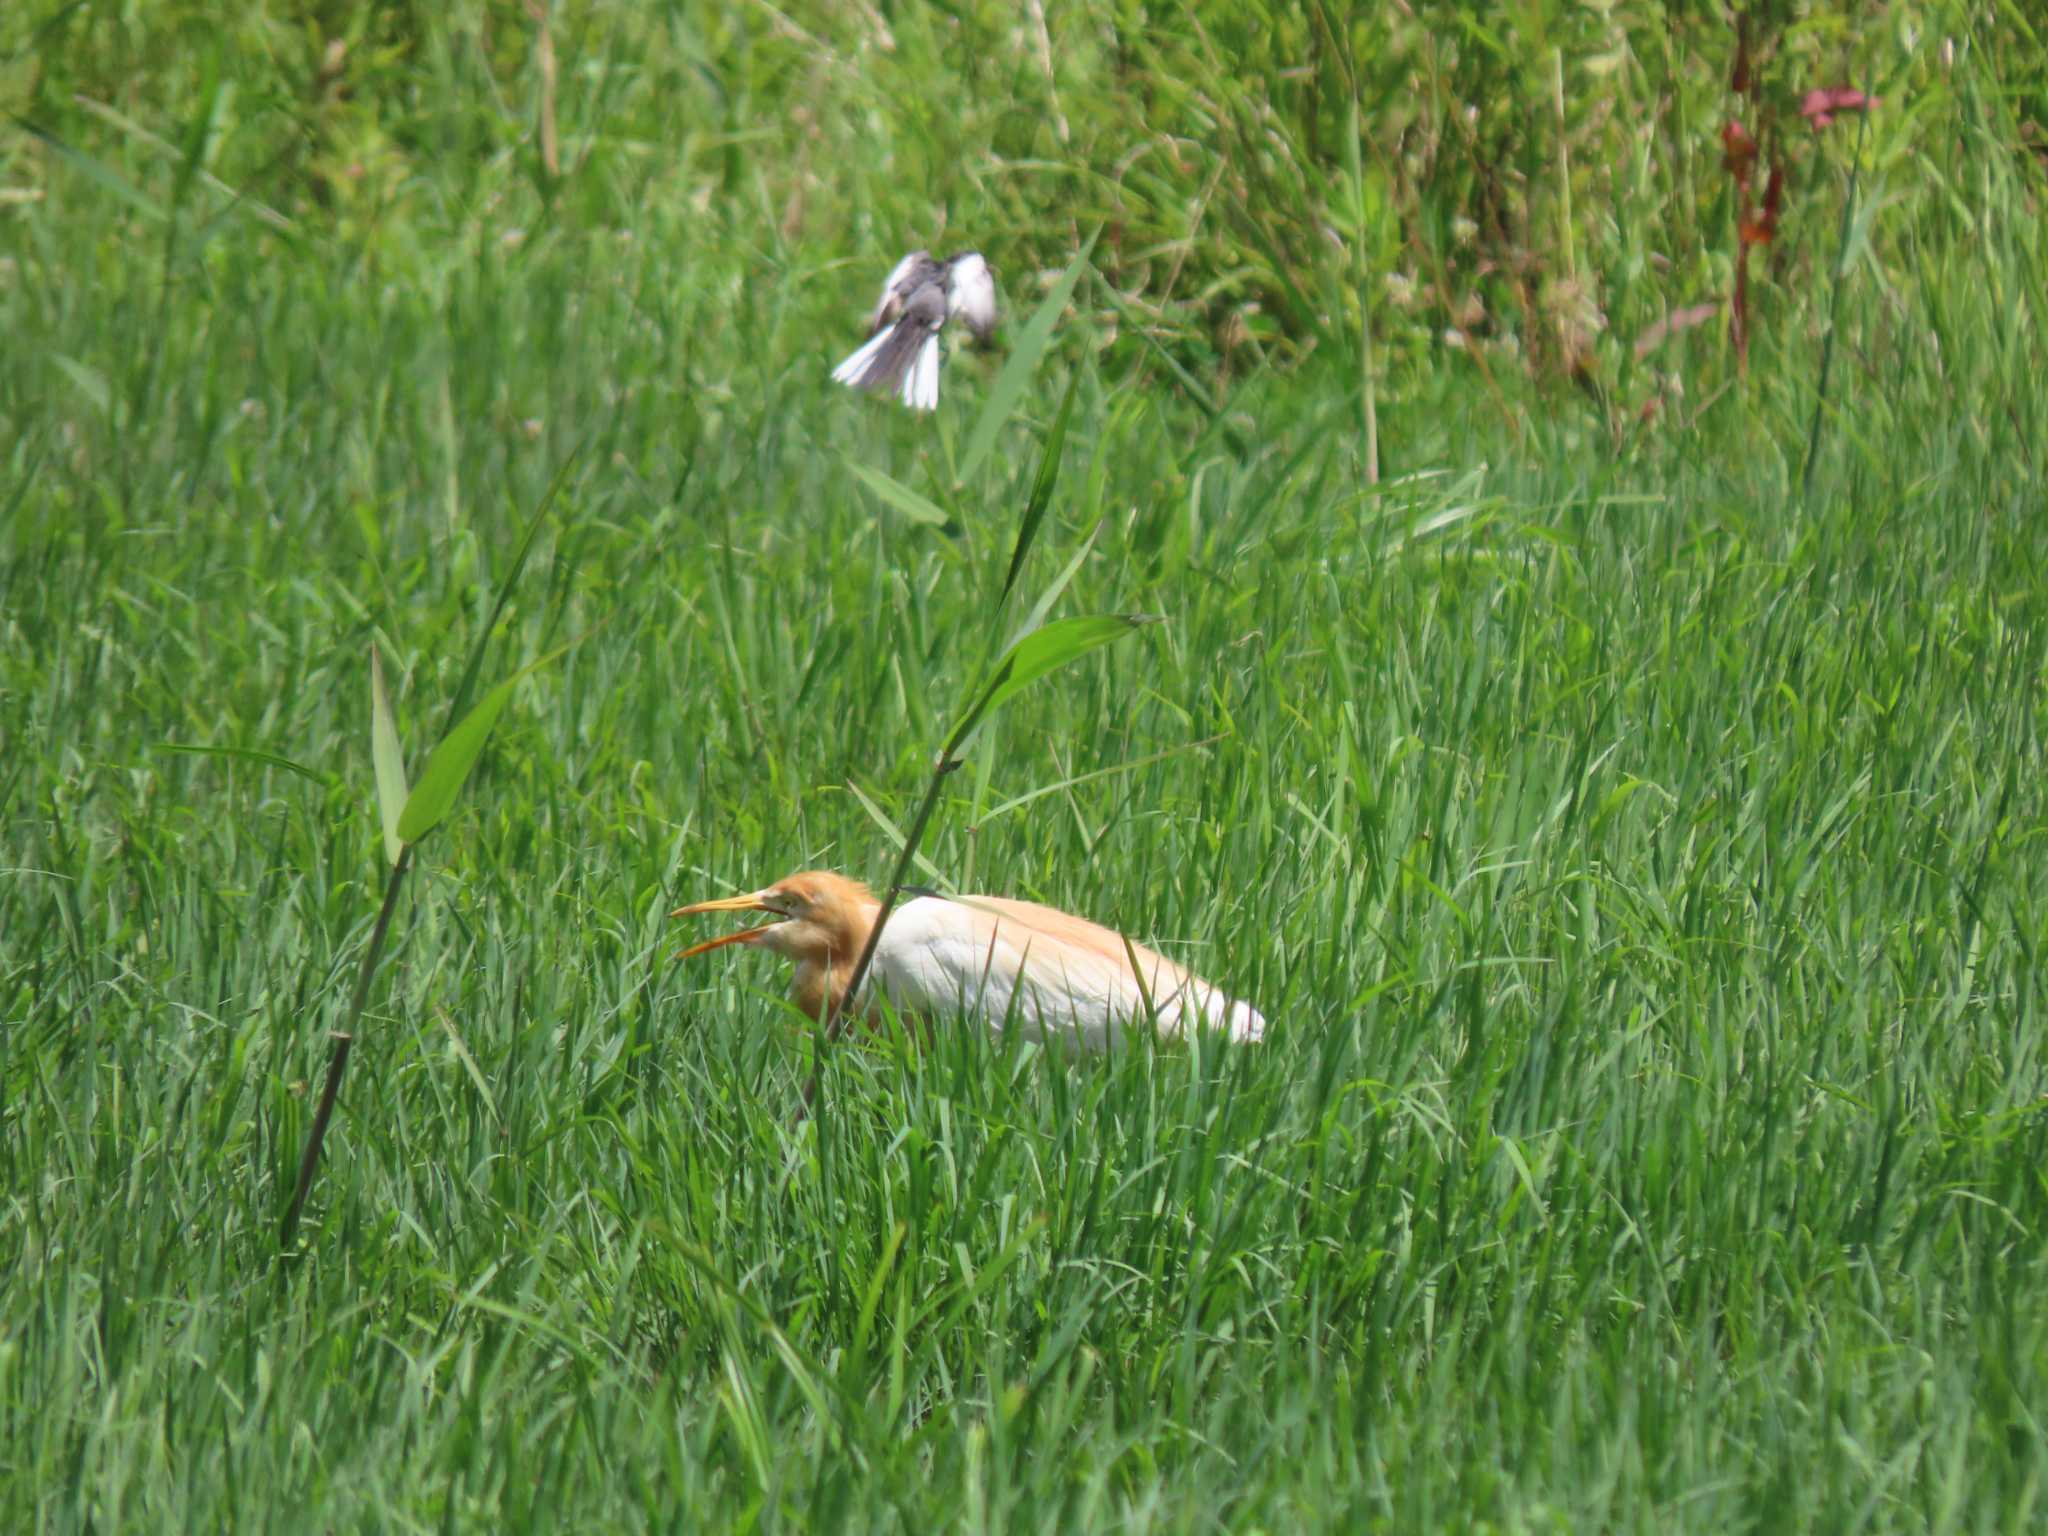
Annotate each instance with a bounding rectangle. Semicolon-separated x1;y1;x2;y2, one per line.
867;895;1028;1030
963;895;1264;1041
870;894;1264;1046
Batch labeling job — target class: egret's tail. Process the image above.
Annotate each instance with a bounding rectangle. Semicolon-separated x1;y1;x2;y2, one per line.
1157;973;1267;1043
1193;991;1266;1042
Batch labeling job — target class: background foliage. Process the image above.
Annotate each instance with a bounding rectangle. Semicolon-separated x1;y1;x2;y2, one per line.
3;1;2046;1530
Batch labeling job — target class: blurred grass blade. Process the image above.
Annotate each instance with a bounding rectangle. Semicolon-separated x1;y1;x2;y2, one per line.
51;355;110;415
70;92;295;234
154;742;325;782
370;647;409;865
844;780;953;889
170;67;225;212
1091;275;1218;419
999;369;1082;606
847;461;949;528
1346;94;1381;486
1005;518;1102;655
958;232;1098;485
15;115;166;221
443;443;580;736
1802;102;1872;498
944;613;1160;758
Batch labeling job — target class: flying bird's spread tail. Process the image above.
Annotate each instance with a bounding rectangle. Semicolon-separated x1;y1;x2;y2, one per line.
832;323;943;410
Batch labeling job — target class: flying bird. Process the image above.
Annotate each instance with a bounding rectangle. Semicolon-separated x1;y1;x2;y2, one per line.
673;871;1265;1049
830;251;997;412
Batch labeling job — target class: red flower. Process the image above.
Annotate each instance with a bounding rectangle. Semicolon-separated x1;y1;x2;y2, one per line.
1740;163;1786;246
1721;119;1759;184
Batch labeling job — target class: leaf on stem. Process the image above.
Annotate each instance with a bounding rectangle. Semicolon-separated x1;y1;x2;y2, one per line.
1004;518;1102;656
370;646;409;865
847;461;951;527
944;613;1160;760
396;675;512;845
395;642;572;845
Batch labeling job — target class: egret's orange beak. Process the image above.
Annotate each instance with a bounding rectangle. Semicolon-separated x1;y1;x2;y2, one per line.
670;890;787;960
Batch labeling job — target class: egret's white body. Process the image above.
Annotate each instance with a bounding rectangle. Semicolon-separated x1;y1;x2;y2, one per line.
674;872;1264;1049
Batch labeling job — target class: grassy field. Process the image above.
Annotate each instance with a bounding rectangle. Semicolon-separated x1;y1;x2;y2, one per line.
5;2;2048;1530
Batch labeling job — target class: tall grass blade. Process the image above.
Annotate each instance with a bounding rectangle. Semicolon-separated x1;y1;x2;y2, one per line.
998;369;1082;605
442;444;579;735
958;233;1098;485
1801;100;1873;499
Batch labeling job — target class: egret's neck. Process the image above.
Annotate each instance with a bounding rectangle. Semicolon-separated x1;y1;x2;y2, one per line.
790;958;840;1025
789;896;880;1025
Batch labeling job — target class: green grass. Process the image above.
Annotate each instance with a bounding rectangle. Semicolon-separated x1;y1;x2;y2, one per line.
5;3;2048;1530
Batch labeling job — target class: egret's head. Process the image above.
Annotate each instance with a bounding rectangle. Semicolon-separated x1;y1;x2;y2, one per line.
672;871;876;965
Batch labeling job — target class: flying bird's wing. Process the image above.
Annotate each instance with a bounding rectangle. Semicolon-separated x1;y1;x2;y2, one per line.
870;250;936;334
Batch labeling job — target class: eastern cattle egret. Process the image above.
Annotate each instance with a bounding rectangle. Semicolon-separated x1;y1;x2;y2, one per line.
672;871;1265;1049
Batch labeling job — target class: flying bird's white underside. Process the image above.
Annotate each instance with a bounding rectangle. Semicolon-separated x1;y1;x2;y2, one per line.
859;893;1266;1049
945;256;997;338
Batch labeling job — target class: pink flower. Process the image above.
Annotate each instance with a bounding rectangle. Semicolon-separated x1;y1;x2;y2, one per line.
1800;87;1876;130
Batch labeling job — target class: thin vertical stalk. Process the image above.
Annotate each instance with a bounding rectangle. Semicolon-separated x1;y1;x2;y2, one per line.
798;755;959;1125
1802;99;1872;499
833;756;960;1037
279;847;410;1250
1347;98;1380;487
